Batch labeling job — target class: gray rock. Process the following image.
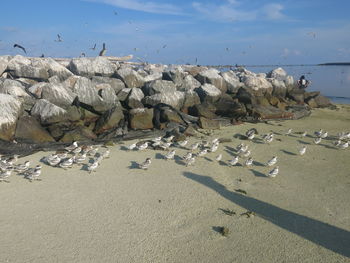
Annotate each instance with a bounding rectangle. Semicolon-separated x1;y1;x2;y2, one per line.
94;106;124;134
143;80;176;96
267;67;287;81
0;79;30;98
313;94;332;108
268;79;287;98
162;67;187;86
182;90;201;109
127;88;144;109
285;75;295;87
31;99;68;124
15;115;55;143
195;68;227;93
7;55;49;80
41;83;76;108
117;88;132;102
129;108;154;130
91;76;126;94
177;75;201;91
195;83;222;103
142;91;185;110
32;57;73;81
116;67;145;88
221;71;244;94
28;82;47;98
96;84;119;110
68;57;117;77
0;56;11;76
143;72;162;82
242;74;273;91
48;75;61;84
0;94;23;141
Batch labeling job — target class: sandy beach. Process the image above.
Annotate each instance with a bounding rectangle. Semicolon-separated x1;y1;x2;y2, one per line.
0;105;349;263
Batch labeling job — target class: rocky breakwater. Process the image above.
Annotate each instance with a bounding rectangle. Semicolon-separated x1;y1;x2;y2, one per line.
0;55;333;154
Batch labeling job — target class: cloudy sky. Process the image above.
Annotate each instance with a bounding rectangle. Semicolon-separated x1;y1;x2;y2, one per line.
0;0;349;65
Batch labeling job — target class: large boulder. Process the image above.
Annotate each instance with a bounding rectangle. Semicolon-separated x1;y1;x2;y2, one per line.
0;79;30;98
14;115;55;143
142;91;185;110
182;90;201;110
31;99;68;124
188;103;217;119
91;76;126;95
129;108;154;130
126;88;144;109
195;83;222;103
27;82;47;98
0;56;11;76
287;88;305;103
59;126;97;142
242;74;273;91
116;67;145;88
0;94;23;141
93;106;124;134
252;105;294;120
32;57;73;81
269;79;287;98
162;67;187;87
177;75;201;91
142;80;176;96
221;71;243;94
195;68;227;93
267;67;287;81
95;84;119;110
214;94;245;118
41;83;76;108
313;94;333;108
117;88;132;102
68;57;117;77
7;55;49;80
143;72;162;82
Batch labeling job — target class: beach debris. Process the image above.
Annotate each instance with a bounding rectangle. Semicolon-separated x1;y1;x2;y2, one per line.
267;156;277;167
268;166;279;178
240;211;256;218
235;189;247;195
219;208;236;216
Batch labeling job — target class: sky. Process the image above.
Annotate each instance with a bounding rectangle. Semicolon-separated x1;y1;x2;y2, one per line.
0;0;350;65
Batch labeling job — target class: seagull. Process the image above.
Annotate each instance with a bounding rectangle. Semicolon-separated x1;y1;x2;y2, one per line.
301;131;307;137
102;150;110;159
90;43;96;50
285;128;292;135
87;160;99;174
59;158;74;170
99;43;107;56
314;137;322;145
57;152;68;159
139;158;152;170
7;154;19;165
24;165;42;181
55;34;63;42
190;142;200;152
268;166;279;178
228;156;239;166
14;44;26;54
299;146;307;155
333;140;342;147
137;142;149;151
267;156;277;167
87;147;99;156
246;128;257;139
215;154;222;162
182;152;192;161
320;131;328;139
14;161;31;173
197;149;208;157
164;150;176;160
0;170;11;182
241;150;251;158
127;143;137;151
72;146;82;154
65;141;78;152
177;140;188;148
73;153;86;165
210;143;219;153
152;136;162;143
314;129;323;138
338;142;349;149
244;157;253;167
185;157;196;167
163;135;174;143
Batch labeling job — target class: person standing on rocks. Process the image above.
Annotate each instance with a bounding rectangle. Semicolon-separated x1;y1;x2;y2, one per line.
298;75;310;89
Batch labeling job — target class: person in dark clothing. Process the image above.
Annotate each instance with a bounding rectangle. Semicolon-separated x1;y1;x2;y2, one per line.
298;75;310;89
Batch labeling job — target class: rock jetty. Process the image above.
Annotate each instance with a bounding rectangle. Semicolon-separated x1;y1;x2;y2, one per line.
0;55;333;154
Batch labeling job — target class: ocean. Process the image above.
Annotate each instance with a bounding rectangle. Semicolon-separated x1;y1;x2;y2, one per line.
245;65;350;104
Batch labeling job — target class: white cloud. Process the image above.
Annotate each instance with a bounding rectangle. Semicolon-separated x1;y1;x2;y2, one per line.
262;3;285;20
84;0;183;15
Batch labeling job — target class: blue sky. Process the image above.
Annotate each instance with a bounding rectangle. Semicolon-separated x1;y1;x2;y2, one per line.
0;0;350;65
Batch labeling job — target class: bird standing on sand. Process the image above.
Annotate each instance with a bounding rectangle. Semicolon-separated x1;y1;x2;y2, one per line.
14;161;31;173
139;158;152;170
267;156;277;167
338;142;349;149
182;152;192;161
87;160;99;174
14;44;26;54
177;140;188;148
190;142;200;151
127;143;137;151
301;131;307;137
215;154;222;162
244;157;253;167
164;150;176;160
99;43;107;56
314;129;323;138
268;166;279;178
65;141;78;152
229;156;239;166
299;146;307;155
314;137;322;145
137;142;149;151
185;157;196;167
24;165;42;181
59;158;74;170
285;128;292;135
197;149;208;157
0;170;11;182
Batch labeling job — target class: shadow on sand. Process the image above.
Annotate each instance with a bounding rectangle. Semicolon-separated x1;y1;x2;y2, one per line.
183;172;350;258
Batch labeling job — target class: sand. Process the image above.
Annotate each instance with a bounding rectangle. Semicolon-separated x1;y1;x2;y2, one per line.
0;105;349;263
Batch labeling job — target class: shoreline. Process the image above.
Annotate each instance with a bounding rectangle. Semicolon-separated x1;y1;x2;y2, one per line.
0;105;349;262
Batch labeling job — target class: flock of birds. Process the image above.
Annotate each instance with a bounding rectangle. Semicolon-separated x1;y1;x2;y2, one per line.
0;126;349;183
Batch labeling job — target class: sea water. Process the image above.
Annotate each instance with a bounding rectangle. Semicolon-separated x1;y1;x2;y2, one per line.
246;65;350;104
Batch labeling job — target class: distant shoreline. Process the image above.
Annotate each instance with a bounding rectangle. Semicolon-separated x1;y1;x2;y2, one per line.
318;62;350;66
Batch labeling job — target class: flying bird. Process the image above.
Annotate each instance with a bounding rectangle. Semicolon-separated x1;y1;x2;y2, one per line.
13;44;26;54
90;43;96;50
55;34;63;42
99;43;107;56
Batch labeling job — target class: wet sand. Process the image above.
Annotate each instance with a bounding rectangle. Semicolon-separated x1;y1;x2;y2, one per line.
0;105;349;263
